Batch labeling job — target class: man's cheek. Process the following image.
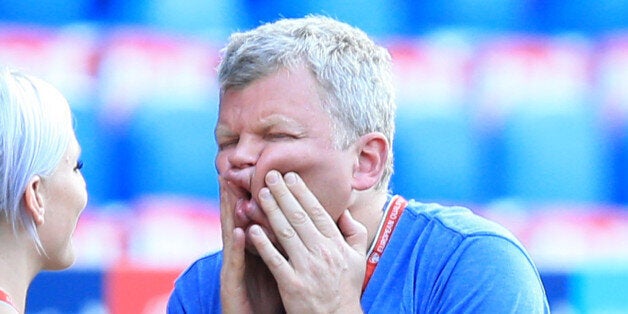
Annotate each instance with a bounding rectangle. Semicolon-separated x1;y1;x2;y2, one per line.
257;152;312;176
215;154;228;175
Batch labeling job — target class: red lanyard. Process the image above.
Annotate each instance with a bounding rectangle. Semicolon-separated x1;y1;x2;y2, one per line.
0;289;17;312
362;195;408;292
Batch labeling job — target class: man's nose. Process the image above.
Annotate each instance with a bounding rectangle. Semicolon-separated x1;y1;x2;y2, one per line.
227;136;260;169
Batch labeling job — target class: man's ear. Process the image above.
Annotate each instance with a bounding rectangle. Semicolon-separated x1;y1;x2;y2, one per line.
352;132;389;191
23;175;45;226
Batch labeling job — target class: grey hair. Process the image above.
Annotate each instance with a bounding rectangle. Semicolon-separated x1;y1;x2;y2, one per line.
0;67;73;249
217;15;396;190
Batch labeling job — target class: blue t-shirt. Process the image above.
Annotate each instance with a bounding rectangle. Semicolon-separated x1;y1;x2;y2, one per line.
167;197;549;313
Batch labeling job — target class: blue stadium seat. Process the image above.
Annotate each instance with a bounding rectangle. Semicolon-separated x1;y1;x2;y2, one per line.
124;103;219;201
105;0;247;37
28;269;105;312
615;126;628;203
303;0;404;37
501;108;611;203
471;36;612;203
0;0;93;24
537;0;628;34
243;0;403;36
398;0;534;34
388;38;480;203
570;262;628;312
595;34;628;204
96;29;220;202
72;103;123;206
392;108;481;203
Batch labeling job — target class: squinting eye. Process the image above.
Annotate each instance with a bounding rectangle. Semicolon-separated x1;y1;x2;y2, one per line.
218;140;237;150
74;160;84;171
267;133;291;140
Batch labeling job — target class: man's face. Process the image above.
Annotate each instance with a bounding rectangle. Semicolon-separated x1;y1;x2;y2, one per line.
215;66;357;252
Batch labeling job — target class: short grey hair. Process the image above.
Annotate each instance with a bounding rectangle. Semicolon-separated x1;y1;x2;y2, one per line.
0;67;73;249
217;15;396;189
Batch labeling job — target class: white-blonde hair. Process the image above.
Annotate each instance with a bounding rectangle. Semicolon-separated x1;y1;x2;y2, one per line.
0;67;73;248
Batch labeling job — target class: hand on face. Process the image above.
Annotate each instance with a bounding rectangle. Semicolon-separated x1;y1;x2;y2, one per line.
220;169;277;255
219;177;283;314
219;171;368;314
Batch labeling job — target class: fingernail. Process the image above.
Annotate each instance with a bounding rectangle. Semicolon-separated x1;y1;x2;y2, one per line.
260;187;272;200
266;170;279;185
250;225;262;235
285;172;297;185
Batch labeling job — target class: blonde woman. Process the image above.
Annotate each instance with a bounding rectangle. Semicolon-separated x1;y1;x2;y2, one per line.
0;68;87;313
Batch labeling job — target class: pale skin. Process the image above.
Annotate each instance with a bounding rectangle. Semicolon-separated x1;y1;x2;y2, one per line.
0;80;87;313
0;136;86;313
220;172;368;313
216;66;390;313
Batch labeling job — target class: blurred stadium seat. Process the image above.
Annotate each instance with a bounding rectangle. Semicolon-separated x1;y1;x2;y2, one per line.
595;34;628;204
73;104;124;206
96;29;220;201
300;0;404;36
571;262;628;312
0;24;119;205
103;0;247;38
0;0;94;25
472;35;612;203
28;269;106;313
538;0;628;34
502;110;610;202
388;37;482;203
394;110;481;203
2;2;628;313
242;0;404;36
125;104;219;200
398;0;535;34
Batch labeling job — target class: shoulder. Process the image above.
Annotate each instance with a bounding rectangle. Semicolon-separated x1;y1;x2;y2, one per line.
400;200;535;267
174;251;223;288
402;200;522;244
167;251;223;313
397;200;549;311
406;200;514;239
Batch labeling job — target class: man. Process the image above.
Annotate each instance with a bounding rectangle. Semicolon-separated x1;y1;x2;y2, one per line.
168;15;549;313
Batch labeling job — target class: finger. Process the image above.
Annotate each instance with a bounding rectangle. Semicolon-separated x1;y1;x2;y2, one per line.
220;228;251;313
221;228;246;281
220;178;252;229
282;172;341;240
337;210;368;255
247;224;294;281
257;184;307;259
266;171;332;244
220;178;242;289
219;177;235;246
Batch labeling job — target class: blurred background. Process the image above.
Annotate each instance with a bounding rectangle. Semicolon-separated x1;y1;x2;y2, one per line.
2;0;628;313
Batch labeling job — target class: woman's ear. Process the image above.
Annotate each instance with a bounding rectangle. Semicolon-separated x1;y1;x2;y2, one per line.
23;175;45;226
351;132;389;191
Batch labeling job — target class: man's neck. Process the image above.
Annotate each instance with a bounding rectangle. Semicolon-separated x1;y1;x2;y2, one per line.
349;192;389;249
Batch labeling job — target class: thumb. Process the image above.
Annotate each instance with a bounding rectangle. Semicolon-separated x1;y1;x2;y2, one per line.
337;209;368;255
